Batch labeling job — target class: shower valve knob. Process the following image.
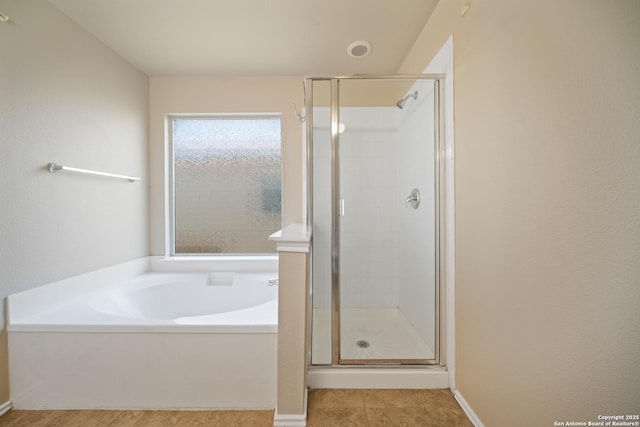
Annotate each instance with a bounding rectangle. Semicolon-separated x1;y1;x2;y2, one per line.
405;188;420;209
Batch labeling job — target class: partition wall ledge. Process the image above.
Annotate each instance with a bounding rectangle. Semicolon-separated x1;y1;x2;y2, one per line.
269;223;311;253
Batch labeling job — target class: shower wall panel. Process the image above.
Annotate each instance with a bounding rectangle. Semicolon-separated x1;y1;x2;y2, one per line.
312;107;399;310
397;84;437;350
339;108;399;309
311;123;332;310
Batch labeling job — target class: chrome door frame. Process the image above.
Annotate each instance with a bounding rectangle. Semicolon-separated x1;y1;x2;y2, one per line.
306;74;446;367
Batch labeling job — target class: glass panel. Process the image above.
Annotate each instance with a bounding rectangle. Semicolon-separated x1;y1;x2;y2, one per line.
338;79;437;362
172;117;281;254
310;80;333;364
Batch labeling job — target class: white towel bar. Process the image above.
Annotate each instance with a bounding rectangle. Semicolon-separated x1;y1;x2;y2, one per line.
48;163;140;183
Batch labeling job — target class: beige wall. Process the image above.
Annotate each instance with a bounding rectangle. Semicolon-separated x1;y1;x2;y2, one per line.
0;0;149;404
401;0;640;425
149;77;304;255
310;80;399;107
277;251;308;416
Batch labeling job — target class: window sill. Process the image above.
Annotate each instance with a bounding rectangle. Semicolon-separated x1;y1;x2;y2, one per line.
149;255;278;273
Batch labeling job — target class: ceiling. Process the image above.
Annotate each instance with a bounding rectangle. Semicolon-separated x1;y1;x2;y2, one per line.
48;0;439;77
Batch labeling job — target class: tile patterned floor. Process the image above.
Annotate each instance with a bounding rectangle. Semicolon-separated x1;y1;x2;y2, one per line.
0;389;472;426
307;389;473;427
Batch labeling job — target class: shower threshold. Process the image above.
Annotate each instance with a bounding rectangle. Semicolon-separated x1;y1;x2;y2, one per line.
307;365;448;389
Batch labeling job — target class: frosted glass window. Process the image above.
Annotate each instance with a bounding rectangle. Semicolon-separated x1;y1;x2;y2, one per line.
171;117;281;254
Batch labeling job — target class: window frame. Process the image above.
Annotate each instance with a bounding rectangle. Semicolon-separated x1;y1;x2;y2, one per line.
166;113;283;257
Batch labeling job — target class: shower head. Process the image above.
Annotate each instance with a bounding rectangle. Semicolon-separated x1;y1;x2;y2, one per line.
396;91;419;109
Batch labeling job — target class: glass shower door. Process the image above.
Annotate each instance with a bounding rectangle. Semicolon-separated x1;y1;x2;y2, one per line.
309;76;442;366
336;78;439;364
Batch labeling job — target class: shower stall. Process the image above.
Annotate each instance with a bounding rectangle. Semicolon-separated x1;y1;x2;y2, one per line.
306;75;446;370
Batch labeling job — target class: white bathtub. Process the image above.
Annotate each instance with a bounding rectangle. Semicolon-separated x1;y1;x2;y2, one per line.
7;257;279;410
88;272;276;326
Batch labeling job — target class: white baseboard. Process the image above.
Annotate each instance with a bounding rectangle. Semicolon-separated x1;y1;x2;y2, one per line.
273;389;308;427
453;391;484;427
0;401;12;416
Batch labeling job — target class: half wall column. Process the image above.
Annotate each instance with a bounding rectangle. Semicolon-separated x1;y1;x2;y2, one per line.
269;223;311;427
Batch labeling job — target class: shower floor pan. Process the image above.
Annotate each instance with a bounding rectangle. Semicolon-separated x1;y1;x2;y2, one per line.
312;308;435;362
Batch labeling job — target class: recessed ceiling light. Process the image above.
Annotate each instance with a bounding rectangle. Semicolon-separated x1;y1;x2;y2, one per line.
347;40;372;59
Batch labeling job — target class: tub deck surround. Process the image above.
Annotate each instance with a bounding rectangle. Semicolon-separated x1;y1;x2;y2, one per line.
149;255;278;273
7;257;278;410
9;272;278;333
7;257;151;324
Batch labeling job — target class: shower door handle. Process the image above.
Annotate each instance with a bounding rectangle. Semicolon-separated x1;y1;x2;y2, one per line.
405;188;420;209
